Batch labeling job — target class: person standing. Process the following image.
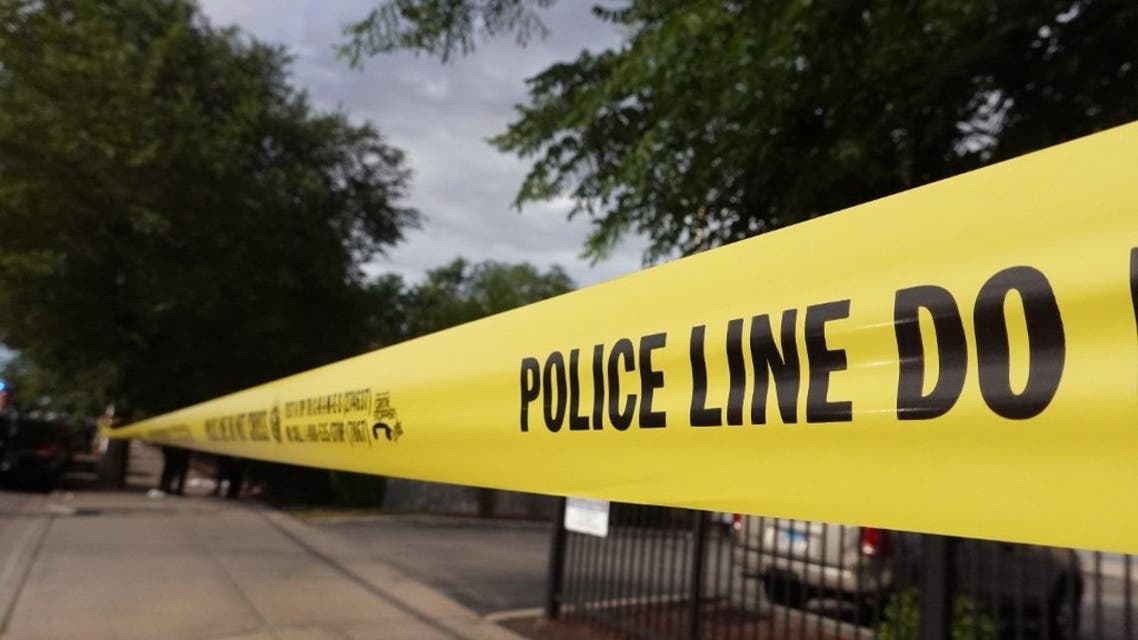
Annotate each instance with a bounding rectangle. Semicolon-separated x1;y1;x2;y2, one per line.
212;455;244;498
96;404;129;488
158;446;189;495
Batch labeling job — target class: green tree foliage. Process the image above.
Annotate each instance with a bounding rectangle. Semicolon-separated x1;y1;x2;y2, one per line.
346;0;1138;262
341;0;556;65
403;258;574;337
0;0;419;415
0;354;106;414
877;588;995;640
360;273;413;350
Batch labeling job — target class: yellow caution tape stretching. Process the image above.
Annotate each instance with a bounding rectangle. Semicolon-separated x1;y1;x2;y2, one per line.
114;123;1138;554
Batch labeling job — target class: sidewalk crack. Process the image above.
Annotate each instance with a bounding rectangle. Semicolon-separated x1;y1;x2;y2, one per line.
0;514;54;635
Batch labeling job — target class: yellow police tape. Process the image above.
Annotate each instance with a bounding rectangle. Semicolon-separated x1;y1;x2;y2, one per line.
113;123;1138;554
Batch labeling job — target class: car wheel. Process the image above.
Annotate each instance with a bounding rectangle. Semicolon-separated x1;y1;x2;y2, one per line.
1047;577;1082;640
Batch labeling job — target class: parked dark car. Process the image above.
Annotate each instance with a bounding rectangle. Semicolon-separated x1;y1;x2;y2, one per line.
0;410;74;490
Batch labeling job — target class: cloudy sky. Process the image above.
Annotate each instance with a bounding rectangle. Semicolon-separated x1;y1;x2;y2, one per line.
197;0;649;288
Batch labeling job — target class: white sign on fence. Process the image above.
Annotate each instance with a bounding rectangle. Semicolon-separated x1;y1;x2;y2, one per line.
564;498;610;538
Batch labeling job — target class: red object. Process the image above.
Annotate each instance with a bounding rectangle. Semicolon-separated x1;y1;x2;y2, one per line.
859;527;891;557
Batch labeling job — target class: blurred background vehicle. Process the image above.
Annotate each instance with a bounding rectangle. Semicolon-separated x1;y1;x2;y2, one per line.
0;410;77;491
732;516;1082;639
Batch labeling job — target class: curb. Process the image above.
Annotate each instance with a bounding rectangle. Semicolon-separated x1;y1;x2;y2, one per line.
260;507;527;640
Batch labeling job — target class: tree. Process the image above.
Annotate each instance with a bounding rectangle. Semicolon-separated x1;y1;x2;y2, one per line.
0;0;419;416
345;0;1138;262
403;258;574;338
340;0;555;65
0;355;97;414
360;273;413;351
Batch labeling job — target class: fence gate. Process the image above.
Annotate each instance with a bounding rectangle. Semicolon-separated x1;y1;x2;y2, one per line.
546;501;1135;640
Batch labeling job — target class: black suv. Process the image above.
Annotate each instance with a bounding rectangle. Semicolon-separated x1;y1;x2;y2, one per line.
0;410;74;490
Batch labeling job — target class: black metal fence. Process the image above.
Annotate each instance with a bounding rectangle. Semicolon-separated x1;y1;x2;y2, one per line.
545;500;1135;640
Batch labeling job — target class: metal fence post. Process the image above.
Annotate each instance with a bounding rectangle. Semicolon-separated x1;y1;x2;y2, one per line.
97;438;130;488
919;534;955;640
545;497;569;620
686;511;710;640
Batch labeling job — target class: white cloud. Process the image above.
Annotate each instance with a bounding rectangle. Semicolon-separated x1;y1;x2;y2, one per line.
197;0;649;287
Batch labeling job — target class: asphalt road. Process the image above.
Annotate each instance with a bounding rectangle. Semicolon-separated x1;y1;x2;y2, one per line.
314;514;554;616
312;516;718;617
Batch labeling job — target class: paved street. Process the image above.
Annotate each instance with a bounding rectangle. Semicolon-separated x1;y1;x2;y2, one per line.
316;516;552;616
312;515;728;617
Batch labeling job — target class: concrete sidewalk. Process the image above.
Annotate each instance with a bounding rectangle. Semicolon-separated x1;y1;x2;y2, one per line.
0;442;526;640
